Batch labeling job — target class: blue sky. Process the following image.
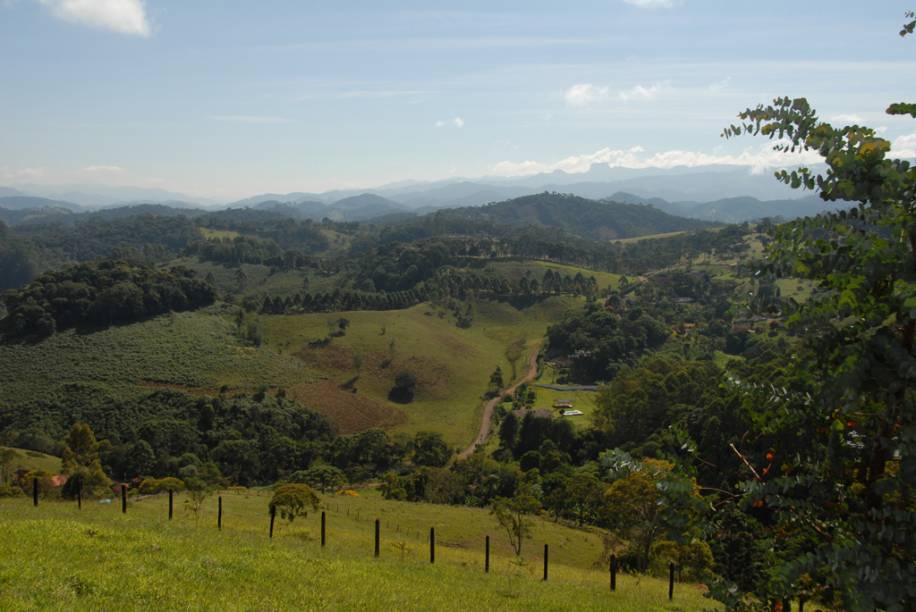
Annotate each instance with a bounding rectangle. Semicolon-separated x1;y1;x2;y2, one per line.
2;0;915;199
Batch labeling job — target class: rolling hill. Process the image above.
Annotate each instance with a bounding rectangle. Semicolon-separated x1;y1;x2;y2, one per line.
434;192;713;240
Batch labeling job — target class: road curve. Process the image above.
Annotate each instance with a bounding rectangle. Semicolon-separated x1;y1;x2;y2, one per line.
457;344;541;461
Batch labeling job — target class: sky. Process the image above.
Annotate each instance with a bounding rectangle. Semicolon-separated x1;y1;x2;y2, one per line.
2;0;916;200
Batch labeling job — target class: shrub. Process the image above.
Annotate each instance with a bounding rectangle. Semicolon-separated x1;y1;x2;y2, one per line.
269;484;320;523
286;464;346;493
139;477;186;495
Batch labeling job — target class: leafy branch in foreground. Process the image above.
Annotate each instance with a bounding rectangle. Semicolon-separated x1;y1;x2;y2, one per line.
713;23;916;608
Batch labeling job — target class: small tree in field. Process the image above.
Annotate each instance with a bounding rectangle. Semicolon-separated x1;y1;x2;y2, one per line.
269;484;320;524
491;484;541;557
60;422;111;498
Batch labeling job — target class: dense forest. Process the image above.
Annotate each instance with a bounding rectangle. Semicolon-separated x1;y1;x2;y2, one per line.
1;260;215;339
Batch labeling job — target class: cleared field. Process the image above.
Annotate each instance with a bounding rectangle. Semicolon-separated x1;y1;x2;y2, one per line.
0;446;61;474
0;309;313;404
259;298;582;448
534;365;600;431
0;490;716;610
610;230;687;244
171;256;348;299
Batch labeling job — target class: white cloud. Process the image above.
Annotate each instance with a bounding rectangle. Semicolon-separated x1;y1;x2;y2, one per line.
564;81;669;107
491;142;824;177
82;164;124;173
617;81;668;101
564;83;609;107
0;166;44;182
623;0;675;8
209;115;293;124
892;131;916;158
828;113;863;124
435;116;464;128
39;0;151;37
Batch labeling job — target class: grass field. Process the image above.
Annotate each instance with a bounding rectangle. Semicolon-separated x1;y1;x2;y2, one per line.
0;308;313;404
0;489;716;610
609;231;688;244
258;298;582;447
0;446;61;473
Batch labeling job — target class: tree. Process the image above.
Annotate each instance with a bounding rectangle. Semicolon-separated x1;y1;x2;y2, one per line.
498;411;519;451
411;431;452;467
388;371;417;403
60;422;111;498
599;452;702;572
491;483;541;557
712;14;916;609
505;338;526;379
0;448;17;486
286;464;346;493
269;484;320;523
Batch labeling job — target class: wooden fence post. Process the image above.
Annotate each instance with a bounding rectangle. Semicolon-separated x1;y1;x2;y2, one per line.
374;519;380;557
485;535;490;573
429;527;435;564
668;563;675;600
168;489;173;520
121;484;127;514
543;544;549;581
269;506;276;539
217;496;222;530
32;477;38;507
321;511;326;547
610;554;617;591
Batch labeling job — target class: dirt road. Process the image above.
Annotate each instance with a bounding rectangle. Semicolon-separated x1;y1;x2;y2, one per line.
457;344;541;460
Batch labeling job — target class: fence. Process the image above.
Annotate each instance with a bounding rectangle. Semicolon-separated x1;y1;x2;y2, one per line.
23;478;741;607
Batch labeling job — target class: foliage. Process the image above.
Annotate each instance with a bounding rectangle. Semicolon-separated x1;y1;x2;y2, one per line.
388;371;418;404
1;259;215;340
60;422;111;498
139;476;186;495
410;431;452;467
546;302;668;383
599;452;704;572
269;483;320;522
712;23;916;606
491;483;541;557
286;464;346;493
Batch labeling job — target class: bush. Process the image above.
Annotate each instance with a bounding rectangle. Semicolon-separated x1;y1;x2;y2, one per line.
388;371;417;404
269;484;320;522
286;464;346;493
139;476;186;495
649;539;714;582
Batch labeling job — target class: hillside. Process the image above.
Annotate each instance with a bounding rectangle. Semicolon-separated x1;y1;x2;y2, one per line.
328;193;406;221
436;192;712;240
0;195;81;212
0;490;715;610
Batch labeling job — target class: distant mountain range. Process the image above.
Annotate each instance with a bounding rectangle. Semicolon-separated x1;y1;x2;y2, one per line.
606;192;842;223
1;163;848;225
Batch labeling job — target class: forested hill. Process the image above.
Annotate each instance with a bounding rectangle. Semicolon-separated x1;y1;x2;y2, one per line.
435;192;713;240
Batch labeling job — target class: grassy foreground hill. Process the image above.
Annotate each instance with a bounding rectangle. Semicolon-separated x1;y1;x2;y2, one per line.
0;489;715;610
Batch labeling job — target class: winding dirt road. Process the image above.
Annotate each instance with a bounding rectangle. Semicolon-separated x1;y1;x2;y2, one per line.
457;344;541;460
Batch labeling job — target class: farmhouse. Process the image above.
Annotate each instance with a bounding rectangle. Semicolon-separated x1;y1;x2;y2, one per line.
552;398;574;409
561;409;584;417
